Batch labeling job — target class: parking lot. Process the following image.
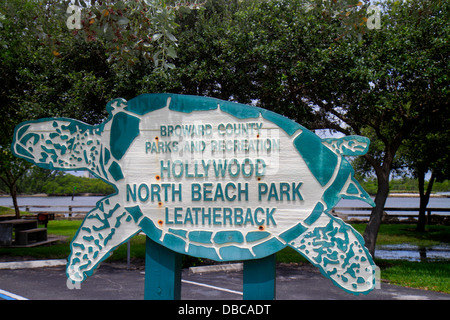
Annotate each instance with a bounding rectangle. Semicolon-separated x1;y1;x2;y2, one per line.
1;260;449;301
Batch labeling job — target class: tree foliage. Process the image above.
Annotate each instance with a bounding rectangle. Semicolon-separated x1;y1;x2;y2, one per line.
148;0;448;254
314;0;448;252
0;0;180;216
399;107;450;231
38;173;115;196
1;0;448;253
5;0;180;72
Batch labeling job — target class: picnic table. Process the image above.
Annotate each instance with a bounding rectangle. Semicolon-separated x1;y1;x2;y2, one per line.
0;219;47;247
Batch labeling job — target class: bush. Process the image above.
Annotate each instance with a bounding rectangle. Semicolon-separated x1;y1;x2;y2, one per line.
41;173;114;195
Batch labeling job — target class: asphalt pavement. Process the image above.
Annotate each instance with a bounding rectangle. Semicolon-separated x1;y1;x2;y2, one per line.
0;259;449;301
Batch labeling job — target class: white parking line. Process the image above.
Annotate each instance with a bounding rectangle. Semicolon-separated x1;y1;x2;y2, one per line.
0;289;28;300
182;279;243;296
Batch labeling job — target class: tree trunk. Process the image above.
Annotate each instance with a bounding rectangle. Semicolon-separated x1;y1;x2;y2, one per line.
417;170;435;232
1;168;22;219
363;172;390;257
10;182;21;219
361;129;407;258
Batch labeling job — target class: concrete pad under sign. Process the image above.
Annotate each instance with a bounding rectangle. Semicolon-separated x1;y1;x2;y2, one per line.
0;259;67;269
189;263;243;274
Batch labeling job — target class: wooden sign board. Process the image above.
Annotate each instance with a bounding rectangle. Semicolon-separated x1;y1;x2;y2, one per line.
12;94;377;295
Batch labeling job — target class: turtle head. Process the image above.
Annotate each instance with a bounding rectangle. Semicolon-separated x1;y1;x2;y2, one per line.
12;118;98;171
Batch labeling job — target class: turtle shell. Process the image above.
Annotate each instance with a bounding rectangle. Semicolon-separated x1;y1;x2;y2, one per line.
104;94;373;261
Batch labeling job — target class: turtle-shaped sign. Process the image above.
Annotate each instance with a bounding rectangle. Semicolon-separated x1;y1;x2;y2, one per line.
12;93;377;295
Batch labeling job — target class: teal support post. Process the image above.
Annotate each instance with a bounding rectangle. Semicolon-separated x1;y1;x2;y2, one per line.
144;236;182;300
243;254;276;300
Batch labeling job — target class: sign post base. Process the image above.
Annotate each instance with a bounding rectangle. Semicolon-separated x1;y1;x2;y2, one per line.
243;254;276;300
144;236;182;300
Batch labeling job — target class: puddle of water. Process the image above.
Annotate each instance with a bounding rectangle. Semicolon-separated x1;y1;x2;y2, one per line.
375;244;450;261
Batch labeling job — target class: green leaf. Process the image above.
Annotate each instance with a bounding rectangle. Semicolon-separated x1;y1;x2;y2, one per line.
165;32;177;42
166;46;177;59
117;17;130;25
152;33;162;41
165;62;176;70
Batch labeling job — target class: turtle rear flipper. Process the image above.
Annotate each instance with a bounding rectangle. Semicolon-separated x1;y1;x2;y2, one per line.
288;214;377;295
67;196;141;283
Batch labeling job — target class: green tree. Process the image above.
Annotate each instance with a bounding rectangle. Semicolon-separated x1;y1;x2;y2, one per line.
0;0;185;216
348;0;448;252
306;0;448;254
23;0;179;72
15;168;62;194
1;0;44;217
401;116;450;232
158;0;448;256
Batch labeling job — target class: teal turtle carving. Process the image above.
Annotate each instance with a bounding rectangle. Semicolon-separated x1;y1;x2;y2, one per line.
11;93;377;295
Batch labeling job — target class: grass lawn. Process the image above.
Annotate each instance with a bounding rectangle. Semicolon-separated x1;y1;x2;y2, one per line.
0;216;449;294
376;260;450;293
0;206;32;217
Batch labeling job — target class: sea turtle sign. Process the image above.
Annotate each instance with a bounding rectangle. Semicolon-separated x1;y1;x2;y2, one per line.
11;93;377;295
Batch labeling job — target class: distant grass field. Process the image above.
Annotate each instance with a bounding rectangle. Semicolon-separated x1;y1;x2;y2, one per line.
0;213;448;293
0;206;31;216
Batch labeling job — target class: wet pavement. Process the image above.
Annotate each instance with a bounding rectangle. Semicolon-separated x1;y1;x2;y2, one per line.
375;244;450;261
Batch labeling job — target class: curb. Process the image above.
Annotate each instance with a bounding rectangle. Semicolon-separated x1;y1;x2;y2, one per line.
189;263;243;274
0;259;67;269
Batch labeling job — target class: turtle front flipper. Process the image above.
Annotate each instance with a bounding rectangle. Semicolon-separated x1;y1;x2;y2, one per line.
67;196;141;283
288;213;377;295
